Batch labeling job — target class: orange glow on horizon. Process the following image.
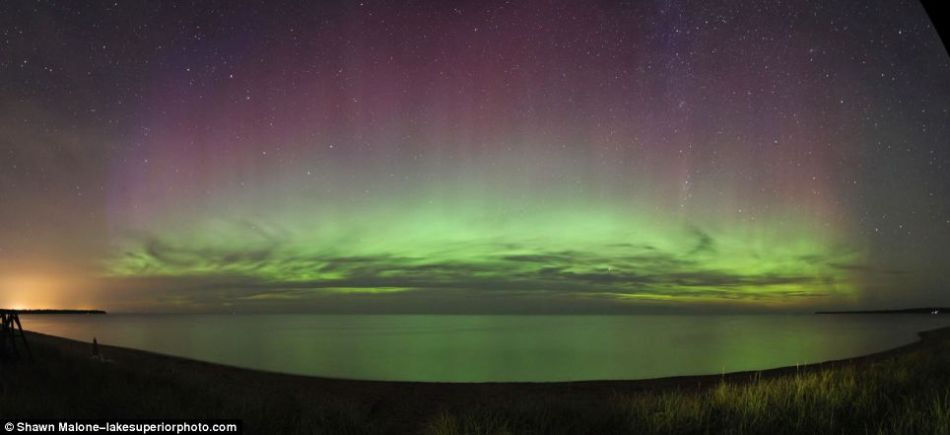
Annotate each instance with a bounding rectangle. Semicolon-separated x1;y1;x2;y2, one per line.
0;274;70;310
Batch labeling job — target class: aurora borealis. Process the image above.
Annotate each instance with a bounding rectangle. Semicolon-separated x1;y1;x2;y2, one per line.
1;1;949;313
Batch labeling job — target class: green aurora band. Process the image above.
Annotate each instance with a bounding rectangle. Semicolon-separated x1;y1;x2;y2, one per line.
6;0;949;312
105;181;862;308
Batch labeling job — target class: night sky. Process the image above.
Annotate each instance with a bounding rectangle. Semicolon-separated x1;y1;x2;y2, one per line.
1;0;948;313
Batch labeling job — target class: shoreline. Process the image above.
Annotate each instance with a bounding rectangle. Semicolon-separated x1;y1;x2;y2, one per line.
22;325;950;390
5;326;950;433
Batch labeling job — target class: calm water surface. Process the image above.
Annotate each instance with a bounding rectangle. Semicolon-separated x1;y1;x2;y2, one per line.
21;314;949;382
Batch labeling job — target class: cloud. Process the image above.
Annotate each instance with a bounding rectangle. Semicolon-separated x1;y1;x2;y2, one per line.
99;228;865;312
686;226;717;256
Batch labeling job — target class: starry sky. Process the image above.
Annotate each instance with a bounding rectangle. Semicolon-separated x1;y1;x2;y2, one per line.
1;0;948;313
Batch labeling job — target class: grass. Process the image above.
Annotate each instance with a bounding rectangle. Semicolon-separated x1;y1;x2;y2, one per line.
2;328;950;434
423;332;950;435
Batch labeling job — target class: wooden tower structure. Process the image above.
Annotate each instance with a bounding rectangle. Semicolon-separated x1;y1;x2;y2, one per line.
0;309;31;360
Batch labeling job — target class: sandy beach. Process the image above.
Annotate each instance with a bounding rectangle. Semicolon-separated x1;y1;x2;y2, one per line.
1;326;949;433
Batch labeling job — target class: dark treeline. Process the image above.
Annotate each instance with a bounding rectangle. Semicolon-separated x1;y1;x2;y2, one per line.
817;308;949;314
7;309;106;315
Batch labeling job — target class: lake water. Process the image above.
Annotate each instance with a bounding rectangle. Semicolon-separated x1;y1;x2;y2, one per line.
20;314;950;382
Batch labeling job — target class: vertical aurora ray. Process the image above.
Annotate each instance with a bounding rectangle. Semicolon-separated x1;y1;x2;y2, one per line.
2;0;948;312
100;1;867;309
106;141;863;307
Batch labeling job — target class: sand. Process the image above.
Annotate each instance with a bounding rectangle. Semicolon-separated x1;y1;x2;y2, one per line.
2;326;948;433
